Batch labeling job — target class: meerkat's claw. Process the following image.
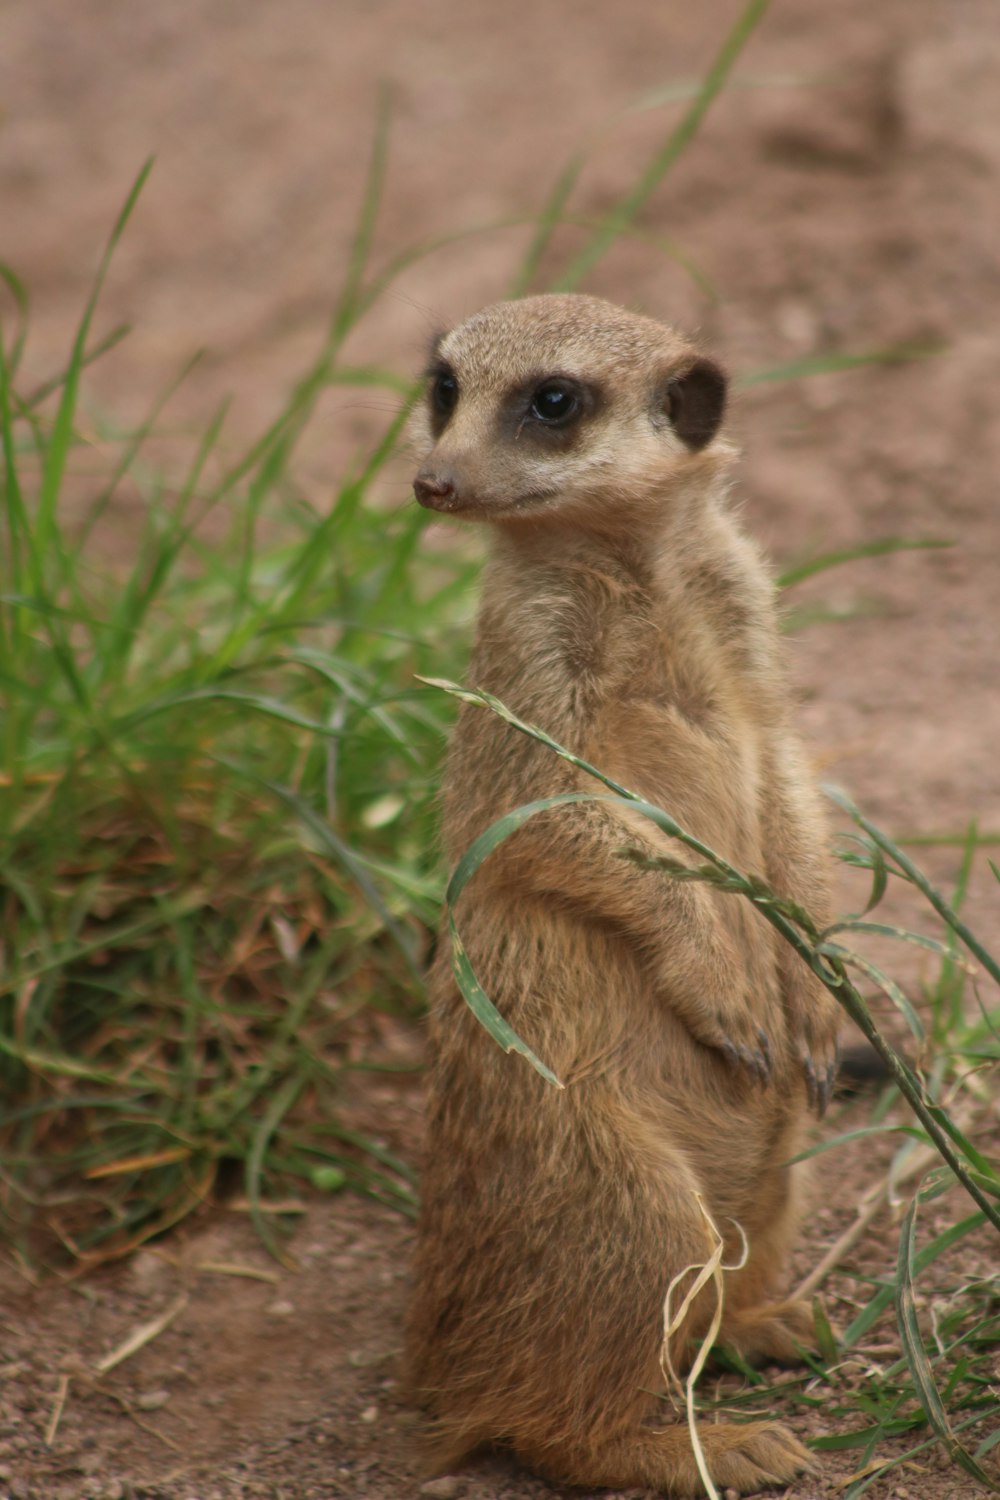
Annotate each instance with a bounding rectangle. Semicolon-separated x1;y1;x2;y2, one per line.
721;1037;771;1084
802;1052;836;1115
719;1039;741;1072
746;1042;772;1084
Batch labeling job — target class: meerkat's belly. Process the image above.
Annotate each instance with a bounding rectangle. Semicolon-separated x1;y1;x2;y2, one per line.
429;895;797;1249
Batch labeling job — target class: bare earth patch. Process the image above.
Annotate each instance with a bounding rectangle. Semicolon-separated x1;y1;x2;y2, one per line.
2;0;998;1495
1;1097;994;1500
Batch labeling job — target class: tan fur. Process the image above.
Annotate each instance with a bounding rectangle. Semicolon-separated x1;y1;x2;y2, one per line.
405;295;840;1497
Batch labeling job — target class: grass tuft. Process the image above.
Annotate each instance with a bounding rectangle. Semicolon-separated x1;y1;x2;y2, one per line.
0;157;474;1269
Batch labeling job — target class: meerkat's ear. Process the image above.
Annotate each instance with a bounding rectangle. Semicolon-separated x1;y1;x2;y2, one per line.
663;357;727;451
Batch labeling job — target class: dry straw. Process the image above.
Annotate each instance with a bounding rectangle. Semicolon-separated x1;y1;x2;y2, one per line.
660;1193;749;1500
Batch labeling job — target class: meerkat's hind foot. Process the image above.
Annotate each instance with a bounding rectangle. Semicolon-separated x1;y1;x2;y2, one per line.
521;1418;815;1497
696;1421;818;1495
720;1296;818;1367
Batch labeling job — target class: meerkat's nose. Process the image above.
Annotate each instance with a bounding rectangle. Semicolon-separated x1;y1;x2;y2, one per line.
414;471;458;511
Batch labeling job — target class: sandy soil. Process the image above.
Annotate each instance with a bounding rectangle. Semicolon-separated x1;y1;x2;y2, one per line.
1;0;999;1496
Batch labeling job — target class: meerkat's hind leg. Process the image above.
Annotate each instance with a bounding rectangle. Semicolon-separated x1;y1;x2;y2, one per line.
520;1418;816;1496
718;1296;817;1367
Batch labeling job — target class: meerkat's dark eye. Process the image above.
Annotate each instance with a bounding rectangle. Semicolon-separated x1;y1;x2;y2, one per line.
431;371;459;418
528;380;581;427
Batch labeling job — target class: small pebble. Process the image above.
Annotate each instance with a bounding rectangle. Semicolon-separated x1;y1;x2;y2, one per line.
418;1479;466;1500
348;1348;384;1369
129;1249;171;1290
359;1404;378;1423
266;1299;295;1318
135;1388;170;1411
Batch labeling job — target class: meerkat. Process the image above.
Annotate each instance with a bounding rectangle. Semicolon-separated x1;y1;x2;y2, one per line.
405;293;841;1497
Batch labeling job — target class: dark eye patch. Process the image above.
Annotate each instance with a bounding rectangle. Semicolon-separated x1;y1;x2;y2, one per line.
500;372;601;446
424;360;460;432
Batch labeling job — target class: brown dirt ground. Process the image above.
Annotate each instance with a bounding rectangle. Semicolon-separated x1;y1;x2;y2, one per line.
2;0;999;1497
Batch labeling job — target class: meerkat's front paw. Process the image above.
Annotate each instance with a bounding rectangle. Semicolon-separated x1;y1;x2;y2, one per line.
682;1002;773;1085
655;941;774;1084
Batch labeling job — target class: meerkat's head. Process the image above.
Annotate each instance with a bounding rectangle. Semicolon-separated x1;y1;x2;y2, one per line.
412;294;731;533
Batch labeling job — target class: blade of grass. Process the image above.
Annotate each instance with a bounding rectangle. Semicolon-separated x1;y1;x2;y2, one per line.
895;1191;998;1489
245;1072;306;1268
36;159;154;558
813;942;924;1041
73;348;204;566
552;0;771;290
23;323;131;410
443;792;609;1088
738;339;944;390
0;263;30;377
330;83;391;344
837;833;890;918
842;1210;986;1348
826;785;1000;990
0;330;32;672
777;538;952;590
212;757;422;981
512;69;820;298
509;148;589;297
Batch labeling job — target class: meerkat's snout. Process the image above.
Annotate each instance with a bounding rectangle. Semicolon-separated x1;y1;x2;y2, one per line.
413;468;460;512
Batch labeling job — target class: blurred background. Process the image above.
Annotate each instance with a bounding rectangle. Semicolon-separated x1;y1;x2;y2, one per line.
3;0;999;836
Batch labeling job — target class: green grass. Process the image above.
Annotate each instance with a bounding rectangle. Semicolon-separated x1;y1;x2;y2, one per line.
2;0;997;1488
0;135;473;1265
